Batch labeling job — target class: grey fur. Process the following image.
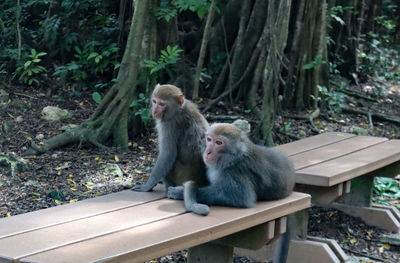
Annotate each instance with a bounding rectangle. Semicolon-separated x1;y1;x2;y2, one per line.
169;123;295;262
169;124;295;209
132;87;209;192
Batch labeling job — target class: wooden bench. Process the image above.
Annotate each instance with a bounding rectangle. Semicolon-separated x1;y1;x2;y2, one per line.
236;132;400;263
0;184;310;263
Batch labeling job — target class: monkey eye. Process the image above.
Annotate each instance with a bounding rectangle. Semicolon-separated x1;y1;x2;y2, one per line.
159;102;166;107
215;140;223;146
206;136;212;142
152;99;157;104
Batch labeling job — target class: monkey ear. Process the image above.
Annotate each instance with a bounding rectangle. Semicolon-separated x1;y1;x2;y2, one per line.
177;94;185;105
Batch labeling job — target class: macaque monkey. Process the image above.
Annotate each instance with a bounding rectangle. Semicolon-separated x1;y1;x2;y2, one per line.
168;123;296;212
132;84;209;192
168;123;296;262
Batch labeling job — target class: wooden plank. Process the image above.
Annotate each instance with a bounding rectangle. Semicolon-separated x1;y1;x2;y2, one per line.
0;185;165;239
20;192;311;263
275;132;355;156
290;136;387;170
296;140;400;186
0;198;185;261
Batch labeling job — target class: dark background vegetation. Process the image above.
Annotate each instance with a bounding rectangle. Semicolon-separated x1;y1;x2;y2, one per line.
0;0;399;262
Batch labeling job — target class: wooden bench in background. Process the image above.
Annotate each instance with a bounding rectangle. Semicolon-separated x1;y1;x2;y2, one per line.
236;132;400;263
0;184;310;263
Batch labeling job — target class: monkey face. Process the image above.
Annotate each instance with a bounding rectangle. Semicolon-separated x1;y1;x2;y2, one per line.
151;97;168;119
203;134;226;165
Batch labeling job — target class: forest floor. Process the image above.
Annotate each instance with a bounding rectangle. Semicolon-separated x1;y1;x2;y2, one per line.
0;81;399;263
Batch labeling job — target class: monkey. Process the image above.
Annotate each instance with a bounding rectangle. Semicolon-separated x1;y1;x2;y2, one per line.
168;122;296;211
132;84;209;192
167;123;296;262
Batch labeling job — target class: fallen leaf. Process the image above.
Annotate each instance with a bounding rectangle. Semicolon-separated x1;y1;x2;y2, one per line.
115;155;120;162
350;238;357;244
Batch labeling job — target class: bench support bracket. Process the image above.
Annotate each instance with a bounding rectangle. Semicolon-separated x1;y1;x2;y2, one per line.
287;237;347;263
331;203;400;233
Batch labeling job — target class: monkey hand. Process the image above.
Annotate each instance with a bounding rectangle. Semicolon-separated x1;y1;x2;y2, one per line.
131;184;153;192
167;186;184;200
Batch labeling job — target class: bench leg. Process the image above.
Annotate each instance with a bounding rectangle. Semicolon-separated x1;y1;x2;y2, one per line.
187;243;233;263
334;168;400;233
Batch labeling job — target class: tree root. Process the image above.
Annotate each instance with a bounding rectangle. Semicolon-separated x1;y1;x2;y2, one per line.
23;127;86;156
287;108;321;133
341;106;400;125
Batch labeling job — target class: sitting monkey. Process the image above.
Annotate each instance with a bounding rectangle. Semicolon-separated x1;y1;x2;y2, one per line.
132;84;209;192
168;123;296;214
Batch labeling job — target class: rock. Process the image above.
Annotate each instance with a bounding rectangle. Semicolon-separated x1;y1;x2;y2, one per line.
61;124;79;131
104;163;123;177
16;116;24;123
351;125;369;136
25;180;40;187
35;134;45;140
41;106;71;122
0;152;31;176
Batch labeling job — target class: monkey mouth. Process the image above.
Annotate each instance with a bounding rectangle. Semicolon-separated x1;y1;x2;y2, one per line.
152;112;163;119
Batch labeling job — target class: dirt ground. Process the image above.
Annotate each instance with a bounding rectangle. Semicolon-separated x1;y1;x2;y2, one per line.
0;82;399;262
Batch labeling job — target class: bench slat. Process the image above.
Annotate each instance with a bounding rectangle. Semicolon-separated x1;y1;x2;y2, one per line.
290;135;387;170
276;132;355;156
0;198;184;260
18;192;310;263
0;185;165;239
296;140;400;186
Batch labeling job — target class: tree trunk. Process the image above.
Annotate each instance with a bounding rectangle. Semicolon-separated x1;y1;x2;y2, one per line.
254;0;292;146
193;0;217;100
24;0;149;155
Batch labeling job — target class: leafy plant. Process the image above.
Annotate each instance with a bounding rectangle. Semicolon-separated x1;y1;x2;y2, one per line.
92;92;102;104
129;93;151;125
13;49;47;86
303;55;325;70
155;0;178;22
144;45;183;79
155;0;211;21
373;177;400;205
173;0;211;19
310;85;345;114
53;42;119;86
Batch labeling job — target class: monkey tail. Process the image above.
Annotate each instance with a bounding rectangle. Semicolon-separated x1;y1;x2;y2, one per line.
273;217;291;263
183;181;210;216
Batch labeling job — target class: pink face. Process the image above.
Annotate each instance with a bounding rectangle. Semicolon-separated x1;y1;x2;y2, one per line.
203;134;226;165
152;97;168;119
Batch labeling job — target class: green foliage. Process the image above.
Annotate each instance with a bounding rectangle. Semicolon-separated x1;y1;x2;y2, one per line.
310;85;345;114
130;93;151;125
357;33;400;93
173;0;211;18
155;0;178;22
373;177;400;205
0;0;121;88
13;49;47;86
155;0;211;21
144;45;183;79
53;42;119;86
92;92;102;104
303;55;325;70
